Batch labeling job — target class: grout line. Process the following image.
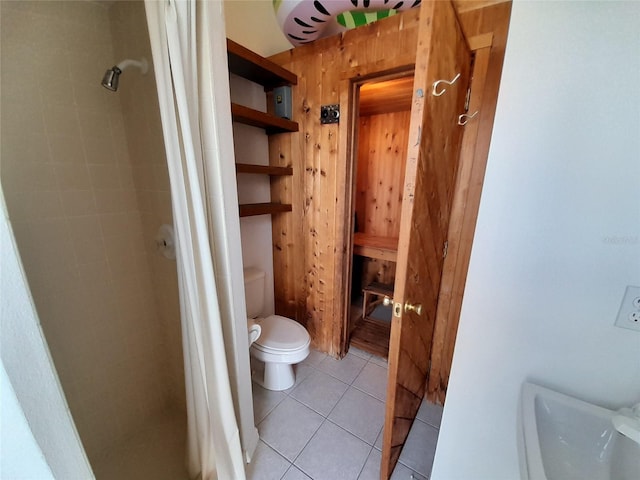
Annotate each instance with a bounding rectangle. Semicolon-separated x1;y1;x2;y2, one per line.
354;444;375;480
253;352;393;480
324;416;382;448
349;382;387;404
292;355;376;478
413;413;442;431
288;416;328;476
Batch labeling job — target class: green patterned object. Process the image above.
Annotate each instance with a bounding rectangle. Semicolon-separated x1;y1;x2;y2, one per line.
337;9;397;29
274;0;421;46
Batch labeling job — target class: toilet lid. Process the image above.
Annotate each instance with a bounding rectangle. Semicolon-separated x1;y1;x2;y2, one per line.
254;315;309;351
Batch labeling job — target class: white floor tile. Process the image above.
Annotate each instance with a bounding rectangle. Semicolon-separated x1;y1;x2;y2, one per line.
295;422;371;480
390;461;427;480
282;465;312;480
348;346;373;361
245;441;290;480
303;349;327;367
397;420;439;478
374;428;383;451
258;397;324;462
369;355;388;369
290;369;349;416
283;362;315;394
357;448;381;480
316;353;367;384
416;400;443;429
328;387;384;445
250;349;441;480
352;362;388;401
252;382;287;424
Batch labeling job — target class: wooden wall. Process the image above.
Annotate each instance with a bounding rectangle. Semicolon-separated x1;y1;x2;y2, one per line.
355;111;409;287
268;10;420;354
267;1;511;369
355;112;408;239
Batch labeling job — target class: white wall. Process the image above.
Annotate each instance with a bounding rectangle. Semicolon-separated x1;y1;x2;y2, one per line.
432;2;640;479
224;0;288;315
0;189;94;479
224;0;291;57
0;364;54;480
228;74;277;317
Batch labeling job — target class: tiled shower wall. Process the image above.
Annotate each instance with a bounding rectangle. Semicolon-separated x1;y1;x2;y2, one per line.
109;0;185;410
0;0;183;462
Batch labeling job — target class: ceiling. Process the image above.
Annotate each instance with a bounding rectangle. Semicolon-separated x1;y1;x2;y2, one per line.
359;76;414;116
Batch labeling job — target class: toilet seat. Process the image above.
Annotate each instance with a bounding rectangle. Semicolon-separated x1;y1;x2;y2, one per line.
252;315;310;353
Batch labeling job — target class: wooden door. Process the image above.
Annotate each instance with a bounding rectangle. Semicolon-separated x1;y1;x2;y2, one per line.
381;1;471;478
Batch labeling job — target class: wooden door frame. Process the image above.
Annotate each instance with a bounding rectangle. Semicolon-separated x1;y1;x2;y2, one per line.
336;66;417;358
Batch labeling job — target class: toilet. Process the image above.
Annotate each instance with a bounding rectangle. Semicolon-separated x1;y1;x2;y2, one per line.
244;267;310;391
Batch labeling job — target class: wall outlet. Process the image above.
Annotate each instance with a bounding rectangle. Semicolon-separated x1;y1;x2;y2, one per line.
614;285;640;332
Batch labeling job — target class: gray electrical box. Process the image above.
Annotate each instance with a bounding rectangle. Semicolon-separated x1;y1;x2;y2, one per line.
273;86;292;120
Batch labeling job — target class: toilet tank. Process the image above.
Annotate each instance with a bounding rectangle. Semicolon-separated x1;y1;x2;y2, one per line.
243;267;265;319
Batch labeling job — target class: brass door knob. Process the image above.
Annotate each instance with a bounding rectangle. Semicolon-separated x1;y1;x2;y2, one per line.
384;297;422;316
404;302;423;315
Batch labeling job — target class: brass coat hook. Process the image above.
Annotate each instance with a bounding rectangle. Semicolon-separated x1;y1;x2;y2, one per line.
458;110;479;126
432;73;461;97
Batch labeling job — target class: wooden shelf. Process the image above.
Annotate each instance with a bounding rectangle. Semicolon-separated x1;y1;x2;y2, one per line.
231;103;298;134
236;164;293;176
227;39;298;89
239;203;292;217
228;39;296;218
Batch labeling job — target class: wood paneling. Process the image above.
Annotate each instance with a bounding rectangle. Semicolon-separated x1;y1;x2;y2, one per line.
355;111;409;239
268;9;421;354
452;0;510;14
354;108;409;291
381;0;471;476
266;0;512;411
359;77;414;116
427;0;512;404
361;257;396;288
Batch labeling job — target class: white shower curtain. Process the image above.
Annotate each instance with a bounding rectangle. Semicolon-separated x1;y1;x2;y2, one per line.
144;1;246;479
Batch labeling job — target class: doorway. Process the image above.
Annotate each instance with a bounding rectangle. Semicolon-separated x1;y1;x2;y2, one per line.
347;74;414;359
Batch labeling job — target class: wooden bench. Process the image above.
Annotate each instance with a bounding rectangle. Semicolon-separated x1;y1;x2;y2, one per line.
353;233;399;262
362;282;394;321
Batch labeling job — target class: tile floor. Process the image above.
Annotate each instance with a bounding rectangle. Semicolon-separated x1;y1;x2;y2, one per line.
248;347;443;480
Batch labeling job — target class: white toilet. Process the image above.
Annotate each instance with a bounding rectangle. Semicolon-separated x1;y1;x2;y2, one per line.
244;267;310;391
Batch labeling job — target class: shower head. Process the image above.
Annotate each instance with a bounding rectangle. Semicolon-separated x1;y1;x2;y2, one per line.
101;66;122;91
101;58;148;92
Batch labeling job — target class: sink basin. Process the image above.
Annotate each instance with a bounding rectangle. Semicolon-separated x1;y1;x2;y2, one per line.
519;382;640;480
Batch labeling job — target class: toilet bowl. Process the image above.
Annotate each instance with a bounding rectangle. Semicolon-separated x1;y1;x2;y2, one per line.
244;268;310;391
250;315;310;390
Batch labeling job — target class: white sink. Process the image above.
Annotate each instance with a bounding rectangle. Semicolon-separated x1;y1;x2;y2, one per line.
519;382;640;480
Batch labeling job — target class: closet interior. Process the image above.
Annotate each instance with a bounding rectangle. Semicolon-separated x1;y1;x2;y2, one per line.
348;75;414;358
